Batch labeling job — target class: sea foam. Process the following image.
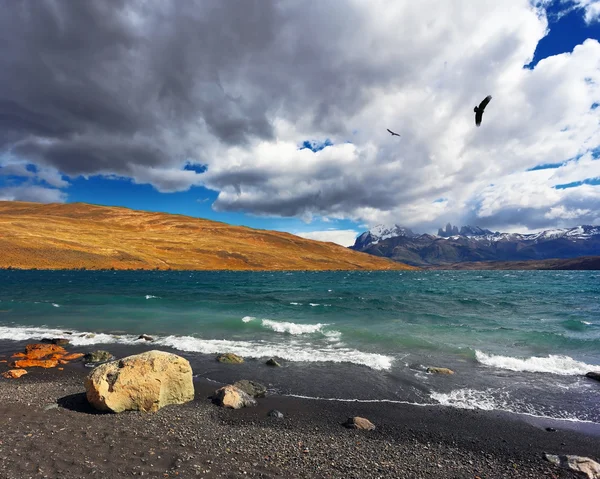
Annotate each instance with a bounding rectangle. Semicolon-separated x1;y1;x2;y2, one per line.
431;388;597;423
261;319;328;335
475;350;597;376
0;325;391;370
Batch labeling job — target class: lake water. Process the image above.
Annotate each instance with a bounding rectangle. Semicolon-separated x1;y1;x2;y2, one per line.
1;270;599;424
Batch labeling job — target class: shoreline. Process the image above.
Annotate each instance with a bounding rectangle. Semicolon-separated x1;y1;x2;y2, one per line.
1;344;600;478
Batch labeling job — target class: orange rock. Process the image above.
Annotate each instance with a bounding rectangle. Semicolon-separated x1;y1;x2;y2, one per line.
62;353;85;361
58;367;64;371
22;343;67;359
11;352;27;358
12;359;59;369
2;369;28;379
0;360;7;363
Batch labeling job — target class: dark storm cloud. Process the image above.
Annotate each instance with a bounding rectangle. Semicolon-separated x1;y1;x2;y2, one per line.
0;0;285;177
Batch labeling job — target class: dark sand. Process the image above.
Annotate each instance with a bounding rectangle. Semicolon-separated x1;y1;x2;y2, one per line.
1;345;599;478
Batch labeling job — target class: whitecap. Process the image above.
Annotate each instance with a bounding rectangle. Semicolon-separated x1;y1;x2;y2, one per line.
158;335;392;370
475;350;598;376
261;319;327;335
145;295;159;300
241;316;256;323
52;303;60;308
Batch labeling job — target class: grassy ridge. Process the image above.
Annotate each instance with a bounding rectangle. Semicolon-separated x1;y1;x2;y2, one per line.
0;201;416;271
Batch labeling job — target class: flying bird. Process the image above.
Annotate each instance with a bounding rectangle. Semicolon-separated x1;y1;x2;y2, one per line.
387;128;401;137
474;95;492;127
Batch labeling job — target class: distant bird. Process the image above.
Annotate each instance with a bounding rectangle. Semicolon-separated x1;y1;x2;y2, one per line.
387;128;401;137
474;95;492;127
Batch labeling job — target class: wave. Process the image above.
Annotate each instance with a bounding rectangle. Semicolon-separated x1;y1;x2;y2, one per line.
145;295;159;300
0;326;140;346
0;325;391;370
475;350;597;375
261;319;328;335
430;388;597;423
157;335;392;370
241;316;256;323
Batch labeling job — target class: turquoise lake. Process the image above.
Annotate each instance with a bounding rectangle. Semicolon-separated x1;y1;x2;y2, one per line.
1;270;599;423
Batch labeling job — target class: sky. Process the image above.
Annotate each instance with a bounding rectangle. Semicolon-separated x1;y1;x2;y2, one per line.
0;0;599;247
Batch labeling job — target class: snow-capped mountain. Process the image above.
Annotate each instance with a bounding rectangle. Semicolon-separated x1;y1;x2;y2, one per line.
350;224;600;266
353;224;416;250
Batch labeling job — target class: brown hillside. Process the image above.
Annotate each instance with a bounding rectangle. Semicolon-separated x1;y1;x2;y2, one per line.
0;201;416;271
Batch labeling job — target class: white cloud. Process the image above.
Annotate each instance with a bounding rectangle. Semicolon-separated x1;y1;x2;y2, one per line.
295;229;360;247
0;186;67;203
2;0;600;233
572;0;600;23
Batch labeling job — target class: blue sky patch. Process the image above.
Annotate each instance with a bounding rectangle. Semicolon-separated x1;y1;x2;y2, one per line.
526;0;600;69
299;139;333;152
527;162;565;171
554;177;600;189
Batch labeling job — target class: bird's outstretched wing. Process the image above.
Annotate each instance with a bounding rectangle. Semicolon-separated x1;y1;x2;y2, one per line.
387;128;400;137
478;95;492;112
475;110;483;127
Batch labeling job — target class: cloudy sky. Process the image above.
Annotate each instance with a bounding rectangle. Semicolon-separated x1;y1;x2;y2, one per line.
1;0;599;246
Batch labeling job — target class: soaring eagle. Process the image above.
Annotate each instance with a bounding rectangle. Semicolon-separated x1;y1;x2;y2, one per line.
387;128;401;137
474;95;492;127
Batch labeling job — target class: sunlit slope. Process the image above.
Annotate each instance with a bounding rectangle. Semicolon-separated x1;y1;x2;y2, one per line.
0;202;416;271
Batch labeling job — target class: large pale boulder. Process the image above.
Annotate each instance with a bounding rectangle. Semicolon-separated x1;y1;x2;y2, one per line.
84;350;194;413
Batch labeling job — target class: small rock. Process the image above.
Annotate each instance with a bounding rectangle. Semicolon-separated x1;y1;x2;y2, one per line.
212;385;256;409
63;331;73;335
268;409;284;419
545;454;600;479
84;333;96;339
585;371;600;382
233;380;267;398
426;367;455;375
265;358;281;367
344;416;375;430
2;369;28;379
84;350;114;364
41;338;70;346
216;353;244;364
545;427;557;432
138;334;154;341
44;403;59;411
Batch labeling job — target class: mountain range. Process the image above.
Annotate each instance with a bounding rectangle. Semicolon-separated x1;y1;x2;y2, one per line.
350;223;600;267
0;202;415;271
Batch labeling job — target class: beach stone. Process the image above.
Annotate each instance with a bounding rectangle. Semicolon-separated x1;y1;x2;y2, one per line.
41;337;70;346
586;371;600;382
216;353;244;364
2;369;28;379
84;333;96;339
545;454;600;479
268;409;284;419
138;334;154;341
212;385;256;409
344;416;375;430
427;367;455;375
265;358;281;367
62;352;85;361
84;350;114;363
233;379;267;398
85;350;194;413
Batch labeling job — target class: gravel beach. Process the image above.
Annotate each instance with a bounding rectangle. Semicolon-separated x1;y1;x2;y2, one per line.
1;350;600;479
